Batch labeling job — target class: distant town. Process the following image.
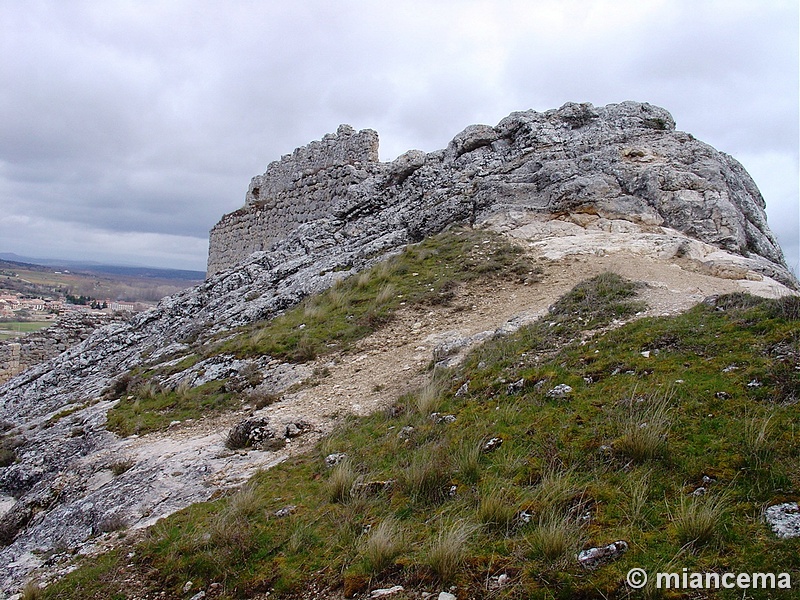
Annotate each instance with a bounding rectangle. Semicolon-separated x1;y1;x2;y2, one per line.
0;291;152;340
0;258;203;340
0;291;151;318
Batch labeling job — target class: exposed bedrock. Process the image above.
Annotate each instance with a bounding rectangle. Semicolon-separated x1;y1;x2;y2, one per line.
208;101;788;283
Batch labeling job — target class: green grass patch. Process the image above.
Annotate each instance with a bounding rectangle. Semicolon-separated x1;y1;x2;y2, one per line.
43;281;800;599
0;320;52;340
105;379;235;436
0;321;52;333
224;227;540;362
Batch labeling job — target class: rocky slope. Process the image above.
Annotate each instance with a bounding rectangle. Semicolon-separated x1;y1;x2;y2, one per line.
0;101;796;596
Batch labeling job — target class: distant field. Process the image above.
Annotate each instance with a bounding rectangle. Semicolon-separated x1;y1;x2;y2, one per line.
0;321;51;340
0;261;203;303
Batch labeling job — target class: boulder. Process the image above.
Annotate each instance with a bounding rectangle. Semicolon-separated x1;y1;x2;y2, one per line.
765;502;800;539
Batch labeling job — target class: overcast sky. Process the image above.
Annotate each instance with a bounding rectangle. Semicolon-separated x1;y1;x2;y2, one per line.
1;0;797;273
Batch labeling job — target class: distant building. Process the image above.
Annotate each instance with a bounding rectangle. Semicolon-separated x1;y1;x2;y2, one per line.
109;301;138;312
18;299;45;311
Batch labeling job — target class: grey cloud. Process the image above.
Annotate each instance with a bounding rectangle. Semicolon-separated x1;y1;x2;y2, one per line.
0;0;796;271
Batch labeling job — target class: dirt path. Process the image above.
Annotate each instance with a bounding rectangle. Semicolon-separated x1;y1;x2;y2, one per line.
27;228;796;596
261;246;791;443
120;228;795;510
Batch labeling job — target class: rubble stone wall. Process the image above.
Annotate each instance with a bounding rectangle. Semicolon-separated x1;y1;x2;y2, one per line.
0;314;125;384
0;343;20;384
207;125;380;275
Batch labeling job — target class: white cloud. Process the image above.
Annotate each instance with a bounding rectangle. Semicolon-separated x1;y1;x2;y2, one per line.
0;213;208;270
739;151;800;272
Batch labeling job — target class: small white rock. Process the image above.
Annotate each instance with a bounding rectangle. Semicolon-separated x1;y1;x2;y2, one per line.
371;585;405;597
765;502;800;539
547;383;573;398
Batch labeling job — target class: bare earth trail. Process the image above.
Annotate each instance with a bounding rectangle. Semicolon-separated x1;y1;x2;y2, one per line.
19;229;794;598
129;241;792;509
277;249;788;433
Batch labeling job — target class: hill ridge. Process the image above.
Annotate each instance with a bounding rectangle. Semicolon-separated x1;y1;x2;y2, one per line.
207;101;790;287
0;101;797;595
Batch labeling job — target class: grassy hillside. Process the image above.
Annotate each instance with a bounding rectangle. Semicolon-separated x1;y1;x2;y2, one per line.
38;237;800;599
103;228;538;437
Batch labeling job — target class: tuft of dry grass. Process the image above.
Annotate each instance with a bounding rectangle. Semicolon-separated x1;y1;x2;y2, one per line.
525;514;585;565
530;467;583;518
454;439;482;485
424;520;475;583
221;483;263;523
415;377;444;417
362;519;406;574
287;519;318;555
21;581;42;600
136;380;160;400
625;471;651;527
742;413;774;469
615;393;671;463
477;489;517;534
399;451;452;505
175;379;193;400
375;283;397;305
671;492;728;548
327;458;358;504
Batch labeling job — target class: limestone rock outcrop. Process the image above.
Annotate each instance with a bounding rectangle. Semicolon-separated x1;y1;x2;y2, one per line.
208;101;789;285
0;101;795;595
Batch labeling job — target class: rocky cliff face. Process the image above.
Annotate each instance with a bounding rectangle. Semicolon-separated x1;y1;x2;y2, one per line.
208;101;788;282
0;101;795;595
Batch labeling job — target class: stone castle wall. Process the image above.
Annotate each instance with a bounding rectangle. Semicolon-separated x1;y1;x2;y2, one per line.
0;313;125;384
0;343;20;384
207;125;380;276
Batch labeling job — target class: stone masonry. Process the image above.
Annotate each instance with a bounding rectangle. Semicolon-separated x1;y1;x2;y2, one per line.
0;313;126;384
0;344;20;385
207;125;381;275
